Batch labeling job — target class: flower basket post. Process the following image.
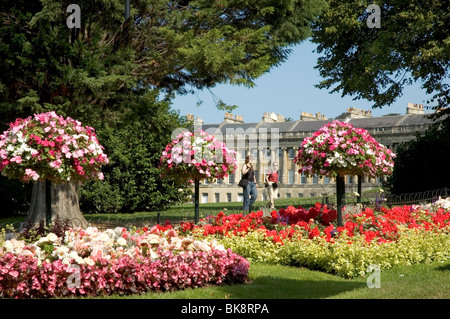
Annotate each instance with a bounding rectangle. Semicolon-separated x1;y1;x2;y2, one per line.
357;175;362;204
336;172;345;227
0;112;109;228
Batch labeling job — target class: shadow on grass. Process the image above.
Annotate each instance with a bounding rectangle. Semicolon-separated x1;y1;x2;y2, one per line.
214;276;366;299
435;263;450;272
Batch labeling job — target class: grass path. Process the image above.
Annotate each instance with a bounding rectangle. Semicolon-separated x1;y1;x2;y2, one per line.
95;259;450;299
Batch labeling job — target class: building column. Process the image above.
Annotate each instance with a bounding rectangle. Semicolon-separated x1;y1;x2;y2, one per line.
282;147;288;184
293;147;301;184
258;149;264;184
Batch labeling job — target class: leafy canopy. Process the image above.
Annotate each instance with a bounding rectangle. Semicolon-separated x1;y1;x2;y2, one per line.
0;0;327;118
312;0;449;115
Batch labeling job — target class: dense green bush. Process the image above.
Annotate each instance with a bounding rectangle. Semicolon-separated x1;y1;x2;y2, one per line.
386;119;450;194
80;95;192;214
0;176;32;216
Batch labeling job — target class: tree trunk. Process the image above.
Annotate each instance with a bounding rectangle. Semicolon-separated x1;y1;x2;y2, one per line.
27;180;89;229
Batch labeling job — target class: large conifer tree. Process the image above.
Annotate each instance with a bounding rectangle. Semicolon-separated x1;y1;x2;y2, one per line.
0;0;326;217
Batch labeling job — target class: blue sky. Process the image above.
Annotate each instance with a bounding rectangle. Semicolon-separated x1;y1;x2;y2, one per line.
170;40;433;124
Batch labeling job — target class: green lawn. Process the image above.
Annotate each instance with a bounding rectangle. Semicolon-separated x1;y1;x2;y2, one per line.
93;259;450;299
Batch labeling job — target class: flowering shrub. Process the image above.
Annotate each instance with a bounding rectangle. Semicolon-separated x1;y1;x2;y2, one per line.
0;111;108;183
0;226;249;298
160;129;237;182
294;120;395;177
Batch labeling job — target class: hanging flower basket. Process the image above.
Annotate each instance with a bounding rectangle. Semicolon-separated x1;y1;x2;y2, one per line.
294;120;395;179
160;129;237;183
0;111;109;183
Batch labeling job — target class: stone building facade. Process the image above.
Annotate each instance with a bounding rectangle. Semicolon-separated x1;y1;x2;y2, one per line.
187;103;433;204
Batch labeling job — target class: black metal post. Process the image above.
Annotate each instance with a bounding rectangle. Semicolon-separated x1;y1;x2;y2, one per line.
124;0;130;20
357;175;362;204
336;174;345;227
194;178;200;224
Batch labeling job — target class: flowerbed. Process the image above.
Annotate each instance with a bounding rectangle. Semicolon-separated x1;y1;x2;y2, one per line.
172;199;450;278
0;226;249;298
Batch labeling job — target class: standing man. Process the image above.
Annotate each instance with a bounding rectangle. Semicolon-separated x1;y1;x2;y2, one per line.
265;161;279;209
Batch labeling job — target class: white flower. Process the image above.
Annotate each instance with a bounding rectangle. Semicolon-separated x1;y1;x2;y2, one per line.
62;257;72;265
53;246;70;258
117;237;127;246
97;233;110;242
3;240;14;253
47;233;58;242
84;257;95;266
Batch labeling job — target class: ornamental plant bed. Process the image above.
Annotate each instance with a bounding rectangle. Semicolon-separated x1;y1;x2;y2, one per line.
0;226;249;298
165;199;450;278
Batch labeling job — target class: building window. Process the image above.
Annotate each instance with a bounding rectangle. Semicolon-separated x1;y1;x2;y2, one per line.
286;193;291;198
288;148;295;159
288;170;294;184
324;176;330;184
227;193;232;202
298;193;303;198
238;193;244;202
214;193;220;203
347;176;353;184
240;149;246;160
310;193;315;198
301;173;307;184
201;193;208;203
265;148;271;158
254;169;259;183
217;178;223;184
229;173;235;184
278;148;282;158
313;174;318;184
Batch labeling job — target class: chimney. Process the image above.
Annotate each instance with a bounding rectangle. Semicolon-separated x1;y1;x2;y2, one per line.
276;113;285;122
300;112;315;121
262;112;278;123
223;112;244;123
194;116;203;126
345;107;372;119
406;103;424;115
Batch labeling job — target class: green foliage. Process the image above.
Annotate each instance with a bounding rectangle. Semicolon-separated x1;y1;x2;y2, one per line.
312;0;450;111
80;92;192;214
0;0;327;119
385;119;450;194
0;177;32;216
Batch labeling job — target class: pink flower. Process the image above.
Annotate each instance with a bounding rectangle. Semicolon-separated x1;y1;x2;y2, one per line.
10;156;22;164
49;159;62;169
61;144;70;154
